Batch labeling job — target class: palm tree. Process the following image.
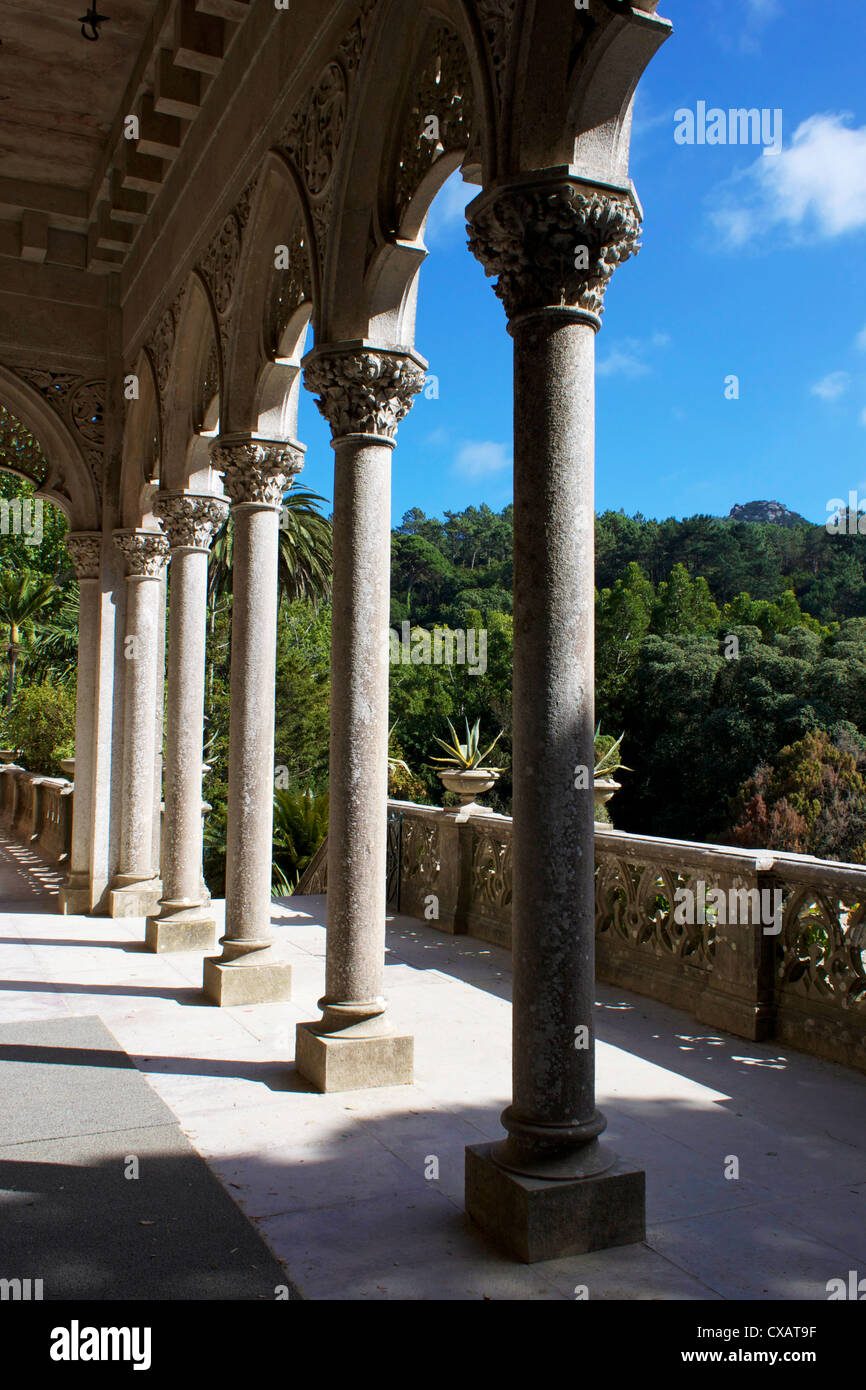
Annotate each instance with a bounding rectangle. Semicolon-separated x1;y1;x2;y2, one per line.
0;569;60;707
26;590;80;687
208;485;332;610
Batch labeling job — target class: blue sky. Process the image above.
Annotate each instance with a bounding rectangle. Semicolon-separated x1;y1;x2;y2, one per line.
297;0;866;528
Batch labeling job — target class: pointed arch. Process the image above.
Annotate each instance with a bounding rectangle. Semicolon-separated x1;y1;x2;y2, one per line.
0;364;100;529
160;273;224;494
221;150;315;441
118;352;162;529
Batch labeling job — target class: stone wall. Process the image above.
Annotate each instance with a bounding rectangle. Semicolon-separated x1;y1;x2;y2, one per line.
298;799;866;1074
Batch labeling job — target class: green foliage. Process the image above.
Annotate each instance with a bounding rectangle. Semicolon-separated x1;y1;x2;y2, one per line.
272;788;329;892
726;728;866;863
430;716;503;771
5;682;76;776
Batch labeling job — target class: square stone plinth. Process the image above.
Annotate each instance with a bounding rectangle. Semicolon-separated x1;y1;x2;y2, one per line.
465;1142;646;1263
203;957;292;1007
145;914;217;954
59;885;91;915
109;881;162;919
295;1022;414;1093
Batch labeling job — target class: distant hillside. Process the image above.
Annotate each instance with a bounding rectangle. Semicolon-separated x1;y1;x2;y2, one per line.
728;500;810;527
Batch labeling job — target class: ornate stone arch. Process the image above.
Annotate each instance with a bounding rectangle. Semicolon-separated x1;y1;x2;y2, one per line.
118;352;162;529
160;274;223;494
0;364;101;529
220;151;314;441
316;1;488;348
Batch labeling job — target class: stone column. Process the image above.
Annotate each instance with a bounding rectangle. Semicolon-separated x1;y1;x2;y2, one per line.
203;437;304;1005
108;529;170;918
463;176;647;1261
145;493;228;952
295;344;425;1091
59;532;102;915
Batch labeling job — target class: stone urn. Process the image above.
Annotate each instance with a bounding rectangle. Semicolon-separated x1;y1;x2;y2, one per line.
0;749;20;763
60;758;75;779
438;768;499;813
594;777;620;822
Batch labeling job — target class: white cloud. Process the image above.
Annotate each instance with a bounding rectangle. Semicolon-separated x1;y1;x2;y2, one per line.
744;0;779;20
597;333;670;378
856;325;866;351
811;371;851;401
453;441;511;480
710;114;866;248
861;407;866;428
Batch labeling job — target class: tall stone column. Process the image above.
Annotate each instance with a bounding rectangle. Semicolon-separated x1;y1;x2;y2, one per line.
59;532;102;915
295;344;425;1091
463;176;647;1261
108;528;170;918
203;437;304;1005
145;493;228;952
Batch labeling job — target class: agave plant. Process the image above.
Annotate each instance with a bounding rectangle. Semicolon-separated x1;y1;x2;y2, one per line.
593;729;631;780
430;717;504;772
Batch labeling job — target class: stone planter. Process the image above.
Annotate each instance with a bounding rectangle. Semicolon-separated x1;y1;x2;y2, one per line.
438;768;499;816
594;777;621;822
0;749;20;764
60;758;75;779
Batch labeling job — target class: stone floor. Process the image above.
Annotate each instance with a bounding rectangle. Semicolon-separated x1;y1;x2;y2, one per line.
0;834;864;1300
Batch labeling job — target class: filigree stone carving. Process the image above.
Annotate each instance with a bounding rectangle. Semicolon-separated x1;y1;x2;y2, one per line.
65;532;102;580
279;2;377;277
468;180;642;322
475;0;516;105
199;213;242;316
113;529;170;577
403;818;441;888
471;830;512;916
153;493;229;551
146;290;186;397
778;884;866;1010
212;440;304;508
14;368;105;497
392;24;475;232
0;403;48;485
303;63;348;196
304;349;426;440
267;221;312;355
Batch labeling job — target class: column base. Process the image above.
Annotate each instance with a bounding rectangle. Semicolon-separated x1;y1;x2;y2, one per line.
108;879;162;919
295;1021;414;1092
144;909;217;953
57;872;89;917
465;1142;646;1263
202;955;292;1007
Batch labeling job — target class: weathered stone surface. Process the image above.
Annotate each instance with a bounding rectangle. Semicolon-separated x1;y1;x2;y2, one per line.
295;1023;414;1093
466;1143;646;1263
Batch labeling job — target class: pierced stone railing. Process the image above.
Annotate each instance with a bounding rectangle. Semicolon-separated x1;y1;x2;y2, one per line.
297;800;866;1074
0;764;73;865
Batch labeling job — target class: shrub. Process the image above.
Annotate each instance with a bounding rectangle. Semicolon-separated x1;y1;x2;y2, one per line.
6;682;76;777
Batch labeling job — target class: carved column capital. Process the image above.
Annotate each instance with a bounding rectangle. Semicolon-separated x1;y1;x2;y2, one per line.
211;437;306;509
113;528;170;578
152;492;229;552
65;532;102;581
303;345;427;442
467;177;642;326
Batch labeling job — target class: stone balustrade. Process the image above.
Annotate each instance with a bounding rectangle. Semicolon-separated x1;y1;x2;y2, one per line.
0;764;73;864
298;799;866;1075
